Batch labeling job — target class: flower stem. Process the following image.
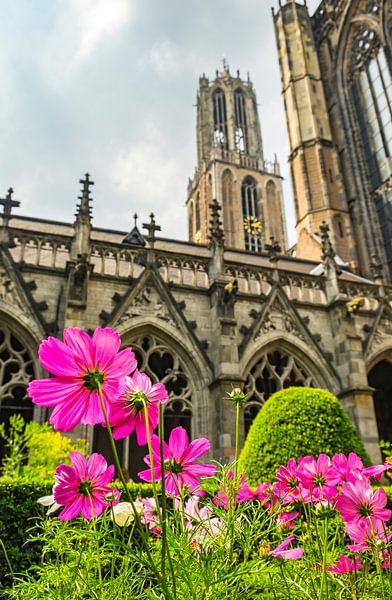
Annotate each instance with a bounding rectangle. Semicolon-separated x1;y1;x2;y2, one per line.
96;383;170;598
234;401;240;481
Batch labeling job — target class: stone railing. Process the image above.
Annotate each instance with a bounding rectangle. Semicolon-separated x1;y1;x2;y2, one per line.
10;233;71;269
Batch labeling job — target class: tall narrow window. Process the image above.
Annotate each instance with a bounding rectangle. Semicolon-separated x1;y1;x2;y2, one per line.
188;201;194;240
212;88;228;150
222;169;234;246
195;193;201;233
234;89;248;153
242;176;262;252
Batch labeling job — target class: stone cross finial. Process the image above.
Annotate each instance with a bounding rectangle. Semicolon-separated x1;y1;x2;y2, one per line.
208;199;224;247
76;173;94;221
320;221;335;262
0;188;20;224
133;213;138;228
265;236;281;262
142;213;161;247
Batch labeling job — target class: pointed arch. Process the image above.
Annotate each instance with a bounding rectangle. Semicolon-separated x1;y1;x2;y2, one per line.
234;88;248;153
222;169;234;246
212;88;228;150
242;176;262;252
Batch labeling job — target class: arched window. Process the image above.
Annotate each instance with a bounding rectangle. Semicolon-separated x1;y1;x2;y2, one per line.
188;201;194;240
368;360;392;443
234;88;248;153
348;27;392;188
0;324;36;461
243;350;313;435
195;193;201;233
241;176;262;253
93;333;193;480
222;169;234;246
212;88;228;150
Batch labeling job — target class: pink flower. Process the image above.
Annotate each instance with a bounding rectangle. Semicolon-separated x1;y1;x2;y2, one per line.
332;453;365;484
109;371;168;445
327;554;361;573
28;327;137;431
138;426;216;496
54;451;120;520
276;511;300;531
269;535;303;560
363;460;392;482
297;454;340;497
275;458;302;502
345;519;390;552
336;479;391;528
138;497;161;531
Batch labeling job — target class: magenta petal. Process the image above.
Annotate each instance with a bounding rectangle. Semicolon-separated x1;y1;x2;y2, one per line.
112;420;134;440
63;328;94;367
58;496;83;521
39;336;82;377
138;468;153;482
86;453;108;478
92;328;121;371
185;463;216;477
28;378;83;407
69;451;88;475
108;347;137;378
182;438;211;462
168;427;189;460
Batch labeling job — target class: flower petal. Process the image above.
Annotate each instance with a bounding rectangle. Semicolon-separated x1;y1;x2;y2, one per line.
168;427;189;460
38;336;83;377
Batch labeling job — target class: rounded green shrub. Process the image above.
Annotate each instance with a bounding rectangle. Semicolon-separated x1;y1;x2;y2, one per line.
238;387;370;485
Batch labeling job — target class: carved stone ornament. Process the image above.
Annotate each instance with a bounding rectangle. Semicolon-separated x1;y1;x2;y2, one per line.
372;314;392;347
255;298;306;343
0;266;23;310
118;286;178;329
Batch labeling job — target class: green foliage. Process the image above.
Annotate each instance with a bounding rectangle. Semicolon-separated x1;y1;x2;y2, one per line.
239;387;370;484
0;415;87;480
0;477;154;590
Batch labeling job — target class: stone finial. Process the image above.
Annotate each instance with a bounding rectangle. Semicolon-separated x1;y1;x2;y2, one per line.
142;213;161;248
0;188;20;224
320;221;335;262
75;173;94;222
265;236;281;262
208;199;225;247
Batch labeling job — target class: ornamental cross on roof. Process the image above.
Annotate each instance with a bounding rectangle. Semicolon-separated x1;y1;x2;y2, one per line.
76;173;94;221
208;199;224;246
142;213;161;247
123;213;146;246
320;221;335;262
0;188;20;223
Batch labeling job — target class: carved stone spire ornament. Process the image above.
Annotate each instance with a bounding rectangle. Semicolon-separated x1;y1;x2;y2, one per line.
0;188;20;244
320;221;335;262
75;173;94;224
370;252;385;296
319;221;340;302
142;213;161;266
208;199;224;248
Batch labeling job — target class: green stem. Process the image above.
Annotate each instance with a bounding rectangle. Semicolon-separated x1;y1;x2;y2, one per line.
88;494;103;596
234;401;240;481
143;401;159;506
0;537;13;580
159;403;177;599
319;516;328;600
96;383;169;597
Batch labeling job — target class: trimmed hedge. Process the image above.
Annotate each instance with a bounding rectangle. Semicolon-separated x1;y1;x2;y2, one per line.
0;477;154;590
239;387;370;485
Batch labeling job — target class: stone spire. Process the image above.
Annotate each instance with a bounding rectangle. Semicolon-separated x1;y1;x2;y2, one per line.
71;173;93;260
142;213;161;266
320;221;340;302
208;199;225;281
75;173;94;224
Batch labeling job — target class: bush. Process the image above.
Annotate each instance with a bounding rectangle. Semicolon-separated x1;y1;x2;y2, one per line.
239;386;370;485
0;477;154;590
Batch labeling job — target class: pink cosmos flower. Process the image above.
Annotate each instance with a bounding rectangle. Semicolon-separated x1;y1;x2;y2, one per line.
54;451;120;520
269;535;303;560
275;458;302;502
138;426;216;496
336;479;391;528
28;327;137;431
363;459;392;482
276;511;300;531
332;453;365;485
345;519;392;552
327;554;361;573
297;454;340;498
109;371;168;445
138;497;161;532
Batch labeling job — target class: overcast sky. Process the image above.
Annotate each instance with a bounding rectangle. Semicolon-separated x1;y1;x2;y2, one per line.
0;0;320;246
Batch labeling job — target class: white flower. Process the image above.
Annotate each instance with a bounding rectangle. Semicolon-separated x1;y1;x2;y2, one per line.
37;494;62;515
111;501;144;527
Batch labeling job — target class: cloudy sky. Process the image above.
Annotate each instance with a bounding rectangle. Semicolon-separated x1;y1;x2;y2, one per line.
0;0;320;245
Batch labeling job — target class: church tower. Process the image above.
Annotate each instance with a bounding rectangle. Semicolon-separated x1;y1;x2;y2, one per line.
273;1;358;267
187;63;288;253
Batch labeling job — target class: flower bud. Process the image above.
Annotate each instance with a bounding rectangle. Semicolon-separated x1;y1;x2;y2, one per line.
111;501;144;527
226;388;246;405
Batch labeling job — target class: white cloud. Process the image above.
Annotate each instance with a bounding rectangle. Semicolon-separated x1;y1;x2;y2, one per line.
140;40;180;78
41;0;133;78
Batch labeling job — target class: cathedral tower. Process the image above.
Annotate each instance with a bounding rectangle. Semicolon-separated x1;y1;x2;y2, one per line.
273;1;358;267
187;63;288;253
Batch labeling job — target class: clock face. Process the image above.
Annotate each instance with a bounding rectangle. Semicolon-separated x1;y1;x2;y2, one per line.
243;216;262;237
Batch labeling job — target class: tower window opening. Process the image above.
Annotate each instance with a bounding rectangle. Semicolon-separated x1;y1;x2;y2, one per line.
212;89;228;150
241;176;262;253
234;89;248;153
195;193;201;233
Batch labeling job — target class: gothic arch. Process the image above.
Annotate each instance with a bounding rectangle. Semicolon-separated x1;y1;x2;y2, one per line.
367;353;392;443
240;338;327;435
212;87;228;149
0;312;41;459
